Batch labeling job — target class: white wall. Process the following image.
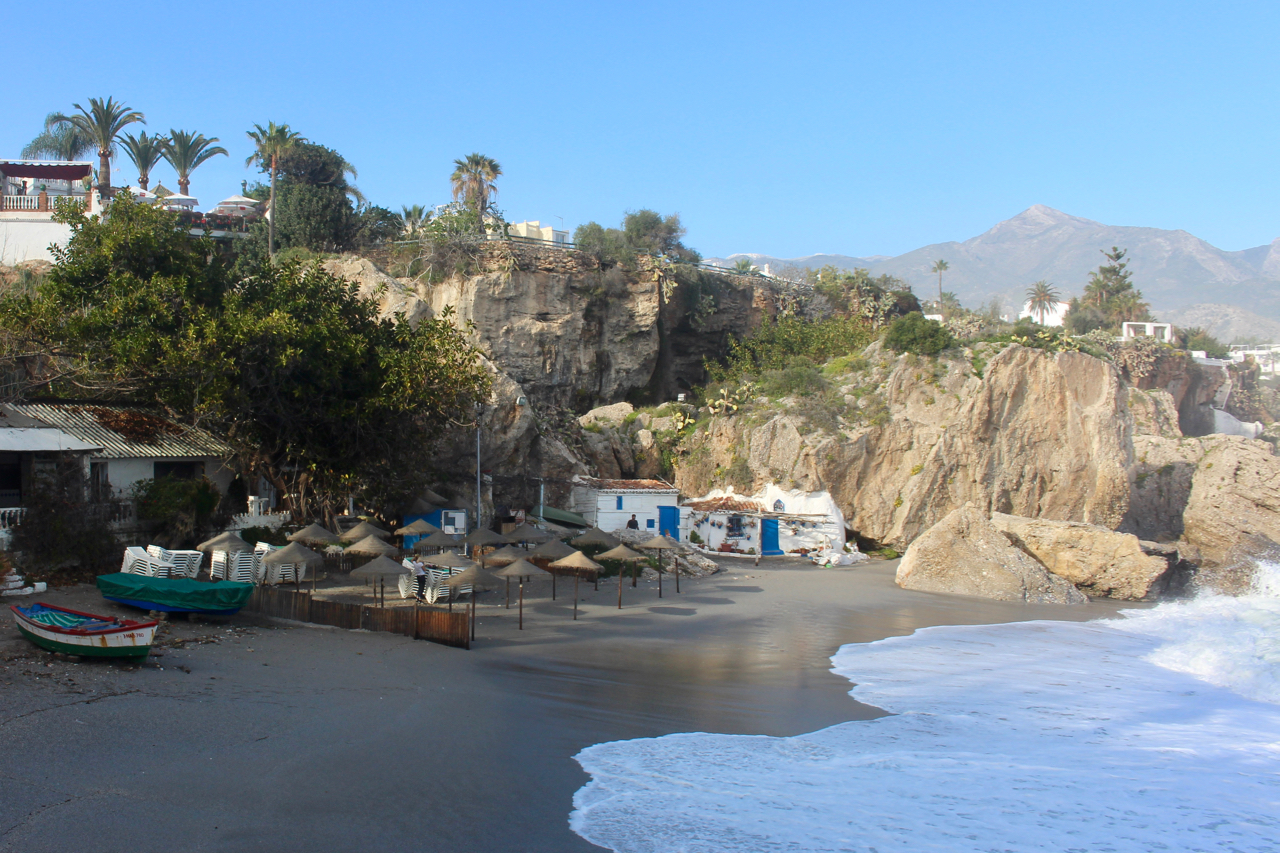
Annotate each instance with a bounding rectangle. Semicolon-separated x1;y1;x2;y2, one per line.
594;492;679;535
105;456;235;498
0;218;73;264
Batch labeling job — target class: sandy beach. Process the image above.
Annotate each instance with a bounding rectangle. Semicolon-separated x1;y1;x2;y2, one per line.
0;558;1138;852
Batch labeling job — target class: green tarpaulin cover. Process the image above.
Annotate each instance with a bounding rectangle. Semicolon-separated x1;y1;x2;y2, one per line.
96;573;254;612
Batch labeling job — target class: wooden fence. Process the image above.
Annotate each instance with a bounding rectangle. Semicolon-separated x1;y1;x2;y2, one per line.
244;586;470;649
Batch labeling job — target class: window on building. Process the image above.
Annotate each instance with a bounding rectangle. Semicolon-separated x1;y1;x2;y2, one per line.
727;515;745;538
154;460;202;480
646;518;655;529
616;496;623;510
773;499;786;512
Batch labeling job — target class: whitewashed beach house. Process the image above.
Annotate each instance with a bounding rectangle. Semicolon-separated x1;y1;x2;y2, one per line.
569;476;682;538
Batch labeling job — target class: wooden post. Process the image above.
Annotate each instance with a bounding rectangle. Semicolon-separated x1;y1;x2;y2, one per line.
552;570;556;601
675;553;680;593
413;601;419;640
470;590;477;642
632;561;637;588
573;573;579;621
617;566;623;609
505;577;511;609
658;558;663;598
518;581;524;630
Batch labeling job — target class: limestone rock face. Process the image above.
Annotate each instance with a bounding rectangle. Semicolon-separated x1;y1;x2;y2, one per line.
896;507;1087;604
990;512;1171;600
1180;436;1280;566
322;257;432;326
1129;388;1182;438
678;344;1134;551
1124;434;1202;540
579;403;634;429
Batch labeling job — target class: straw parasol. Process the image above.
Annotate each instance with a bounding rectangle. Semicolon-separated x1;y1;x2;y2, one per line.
261;541;324;565
639;534;682;594
339;520;391;542
492;558;545;628
549;550;604;620
443;564;499;642
572;527;620;549
529;539;575;560
422;488;448;505
464;527;510;547
196;531;252;553
507;523;551;545
480;545;528;567
414;530;461;552
345;535;399;556
595;544;649;605
350;554;410;578
422;550;477;569
394;518;439;536
288;523;340;546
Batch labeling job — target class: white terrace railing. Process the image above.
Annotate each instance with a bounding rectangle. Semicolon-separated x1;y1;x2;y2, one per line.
0;507;25;530
2;195;41;211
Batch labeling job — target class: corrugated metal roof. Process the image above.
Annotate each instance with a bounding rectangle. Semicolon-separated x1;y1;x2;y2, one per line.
4;404;230;459
575;477;678;493
0;427;101;453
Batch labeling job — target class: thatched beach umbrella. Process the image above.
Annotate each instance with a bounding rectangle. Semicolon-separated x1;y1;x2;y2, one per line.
339;520;391;542
288;523;340;546
463;528;510;556
422;550;475;568
480;545;528;567
492;558;545;629
639;534;681;594
443;564;499;642
549;550;604;620
414;530;461;553
530;539;575;560
261;541;325;590
572;527;620;549
508;523;550;546
394;514;440;535
346;535;399;556
350;554;409;606
196;531;252;553
595;544;648;606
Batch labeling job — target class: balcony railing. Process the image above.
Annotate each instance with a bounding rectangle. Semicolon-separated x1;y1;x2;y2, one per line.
1;194;87;213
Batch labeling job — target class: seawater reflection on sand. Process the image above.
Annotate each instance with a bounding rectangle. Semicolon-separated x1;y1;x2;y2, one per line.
570;566;1280;852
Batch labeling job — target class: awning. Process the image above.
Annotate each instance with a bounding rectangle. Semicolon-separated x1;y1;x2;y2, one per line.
0;427;101;453
529;504;588;528
0;161;93;181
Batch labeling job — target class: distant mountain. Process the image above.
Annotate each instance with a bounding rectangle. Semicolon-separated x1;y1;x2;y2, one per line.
1161;303;1280;344
708;205;1280;323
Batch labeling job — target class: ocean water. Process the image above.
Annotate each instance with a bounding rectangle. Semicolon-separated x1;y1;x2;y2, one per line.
571;564;1280;852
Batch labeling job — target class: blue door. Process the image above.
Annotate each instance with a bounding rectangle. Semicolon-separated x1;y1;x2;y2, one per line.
658;506;680;541
761;518;782;555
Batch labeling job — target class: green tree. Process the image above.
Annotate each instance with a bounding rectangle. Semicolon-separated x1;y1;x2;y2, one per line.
884;312;955;356
1;194;490;519
450;153;502;229
401;204;429;238
1178;327;1229;359
244;122;302;257
732;257;757;274
930;259;949;312
1025;280;1060;325
120;131;167;190
22;113;93;163
1064;247;1151;334
50;97;146;196
161;129;228;196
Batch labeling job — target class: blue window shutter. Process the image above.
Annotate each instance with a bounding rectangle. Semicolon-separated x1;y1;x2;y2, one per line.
646;518;655;528
616;496;623;510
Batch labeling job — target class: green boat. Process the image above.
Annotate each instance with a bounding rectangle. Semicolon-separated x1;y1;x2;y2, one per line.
96;573;255;615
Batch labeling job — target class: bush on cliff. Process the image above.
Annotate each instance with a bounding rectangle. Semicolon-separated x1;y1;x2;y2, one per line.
884;313;955;356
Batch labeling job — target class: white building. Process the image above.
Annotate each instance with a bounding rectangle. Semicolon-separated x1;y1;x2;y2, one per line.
1018;299;1070;327
508;220;569;247
569;476;681;537
0;160;99;264
681;486;847;557
1230;344;1280;377
1121;322;1174;342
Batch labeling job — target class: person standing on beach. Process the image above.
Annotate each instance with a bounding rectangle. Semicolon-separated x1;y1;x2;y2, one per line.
626;514;639;530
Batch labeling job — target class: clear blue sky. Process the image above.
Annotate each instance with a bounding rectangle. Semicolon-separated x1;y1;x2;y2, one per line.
5;1;1277;259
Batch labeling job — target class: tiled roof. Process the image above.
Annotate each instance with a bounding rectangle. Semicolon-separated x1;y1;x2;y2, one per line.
683;497;764;513
4;403;230;460
576;477;677;492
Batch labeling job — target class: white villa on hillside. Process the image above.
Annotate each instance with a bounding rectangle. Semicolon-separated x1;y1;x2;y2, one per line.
508;220;570;247
0;160;99;264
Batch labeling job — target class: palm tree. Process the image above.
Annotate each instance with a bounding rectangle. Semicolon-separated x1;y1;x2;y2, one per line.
733;257;758;274
245;122;302;257
1025;280;1061;325
449;153;502;230
120;131;168;191
161;130;228;196
50;97;145;196
22;113;94;162
401;204;429;238
930;259;950;313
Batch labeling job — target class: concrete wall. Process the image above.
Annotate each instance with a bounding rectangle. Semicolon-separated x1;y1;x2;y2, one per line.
0;217;73;264
104;456;235;498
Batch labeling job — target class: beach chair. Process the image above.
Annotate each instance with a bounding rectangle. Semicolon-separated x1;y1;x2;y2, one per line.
212;551;256;584
146;546;203;579
122;546;177;578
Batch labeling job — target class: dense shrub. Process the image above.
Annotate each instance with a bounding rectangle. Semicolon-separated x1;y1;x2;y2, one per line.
706;316;875;386
883;313;954;356
10;454;119;576
133;476;225;548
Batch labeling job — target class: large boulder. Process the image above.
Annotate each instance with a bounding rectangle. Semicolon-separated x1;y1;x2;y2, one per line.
321;257;432;326
990;512;1172;600
896;507;1087;604
1180;436;1280;566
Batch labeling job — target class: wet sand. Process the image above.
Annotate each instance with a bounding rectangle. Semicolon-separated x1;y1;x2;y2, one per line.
0;559;1139;852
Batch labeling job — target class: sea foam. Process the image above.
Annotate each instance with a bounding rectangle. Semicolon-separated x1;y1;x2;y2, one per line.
571;564;1280;852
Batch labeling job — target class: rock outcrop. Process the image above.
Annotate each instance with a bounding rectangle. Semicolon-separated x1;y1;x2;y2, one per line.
1180;436;1280;566
321;257;432;325
990;512;1173;600
895;507;1087;604
678;344;1133;551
